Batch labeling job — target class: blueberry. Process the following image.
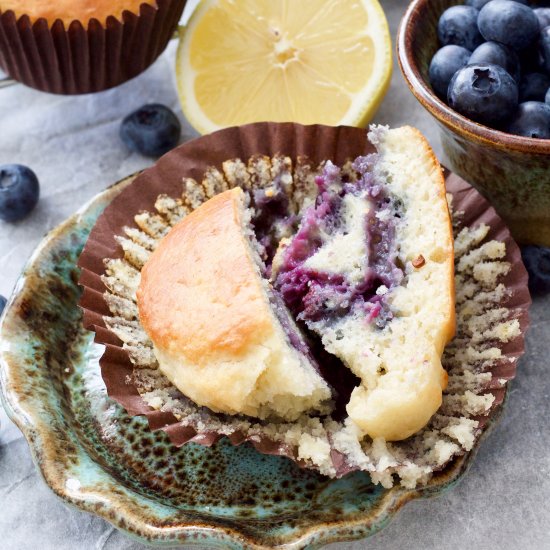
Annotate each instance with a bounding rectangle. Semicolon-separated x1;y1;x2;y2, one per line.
120;104;181;157
465;0;492;8
519;42;545;74
469;41;520;82
437;6;484;50
545;87;550;104
521;245;550;294
0;295;6;316
429;45;472;99
539;26;550;74
478;0;539;51
506;101;550;137
448;64;519;126
0;165;40;222
534;7;550;29
466;0;527;7
519;72;550;101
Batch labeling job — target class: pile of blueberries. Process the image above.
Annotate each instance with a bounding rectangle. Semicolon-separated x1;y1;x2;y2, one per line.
430;0;550;138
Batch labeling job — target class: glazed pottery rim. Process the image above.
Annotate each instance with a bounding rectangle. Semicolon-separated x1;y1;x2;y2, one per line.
397;0;550;155
0;177;506;549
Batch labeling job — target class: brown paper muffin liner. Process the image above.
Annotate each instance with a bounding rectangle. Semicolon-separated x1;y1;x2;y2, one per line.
0;0;186;94
77;122;530;487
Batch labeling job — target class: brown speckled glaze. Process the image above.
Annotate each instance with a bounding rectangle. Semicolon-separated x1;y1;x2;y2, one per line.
398;0;550;246
0;170;527;548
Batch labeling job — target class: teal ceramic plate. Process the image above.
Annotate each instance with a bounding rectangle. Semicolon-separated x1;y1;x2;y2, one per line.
0;172;527;549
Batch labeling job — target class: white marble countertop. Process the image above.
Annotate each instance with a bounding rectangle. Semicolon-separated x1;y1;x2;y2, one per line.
1;1;549;548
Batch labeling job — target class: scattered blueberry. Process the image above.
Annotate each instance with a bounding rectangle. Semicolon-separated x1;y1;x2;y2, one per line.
478;0;539;51
519;72;550;101
437;6;484;50
0;295;6;316
429;45;472;99
448;64;518;126
521;245;550;294
534;8;550;30
539;26;550;74
120;104;181;157
506;101;550;138
0;164;40;223
469;41;520;82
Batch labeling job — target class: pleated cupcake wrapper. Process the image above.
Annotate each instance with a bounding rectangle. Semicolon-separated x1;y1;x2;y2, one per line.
77;122;531;480
0;0;185;94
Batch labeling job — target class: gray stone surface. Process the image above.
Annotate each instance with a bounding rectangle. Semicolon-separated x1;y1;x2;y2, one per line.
0;1;549;548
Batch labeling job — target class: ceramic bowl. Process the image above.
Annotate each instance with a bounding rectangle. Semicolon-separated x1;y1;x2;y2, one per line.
397;0;550;246
0;173;518;549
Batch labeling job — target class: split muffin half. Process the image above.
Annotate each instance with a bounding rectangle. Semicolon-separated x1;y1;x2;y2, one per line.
273;126;454;440
137;186;333;421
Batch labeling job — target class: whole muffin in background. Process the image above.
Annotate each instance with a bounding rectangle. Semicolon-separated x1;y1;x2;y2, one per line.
0;0;186;94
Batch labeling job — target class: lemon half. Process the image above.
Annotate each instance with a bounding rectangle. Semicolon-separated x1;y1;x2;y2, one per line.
176;0;392;134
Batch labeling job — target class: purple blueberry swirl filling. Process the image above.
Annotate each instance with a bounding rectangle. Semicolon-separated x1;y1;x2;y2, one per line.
244;155;405;415
267;279;360;419
274;156;404;329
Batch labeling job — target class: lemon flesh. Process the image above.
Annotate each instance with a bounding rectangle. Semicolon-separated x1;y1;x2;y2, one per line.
177;0;392;134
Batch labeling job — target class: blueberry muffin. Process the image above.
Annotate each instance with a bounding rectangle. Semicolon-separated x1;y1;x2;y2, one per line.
81;124;524;487
0;0;186;93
